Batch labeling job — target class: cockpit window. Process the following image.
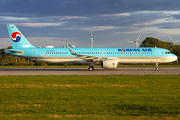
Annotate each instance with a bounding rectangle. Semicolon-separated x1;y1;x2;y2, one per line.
165;52;171;54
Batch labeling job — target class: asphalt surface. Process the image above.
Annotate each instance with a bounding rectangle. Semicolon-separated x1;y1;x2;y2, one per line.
0;67;179;75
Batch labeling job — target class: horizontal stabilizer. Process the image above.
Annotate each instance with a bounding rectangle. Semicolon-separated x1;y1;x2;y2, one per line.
5;49;24;54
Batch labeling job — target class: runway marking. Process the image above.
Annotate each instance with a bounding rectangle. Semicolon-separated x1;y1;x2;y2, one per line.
0;67;180;75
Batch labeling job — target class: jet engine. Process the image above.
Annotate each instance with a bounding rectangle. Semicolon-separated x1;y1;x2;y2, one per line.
100;58;119;69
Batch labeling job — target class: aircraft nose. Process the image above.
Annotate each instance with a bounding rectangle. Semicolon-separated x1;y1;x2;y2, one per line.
172;54;178;61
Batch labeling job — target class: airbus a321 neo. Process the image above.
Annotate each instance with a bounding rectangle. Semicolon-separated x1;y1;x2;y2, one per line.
5;24;177;71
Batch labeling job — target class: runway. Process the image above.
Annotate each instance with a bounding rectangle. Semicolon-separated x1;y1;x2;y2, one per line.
0;67;180;75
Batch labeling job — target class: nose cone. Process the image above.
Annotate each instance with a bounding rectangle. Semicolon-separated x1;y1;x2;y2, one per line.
171;54;178;62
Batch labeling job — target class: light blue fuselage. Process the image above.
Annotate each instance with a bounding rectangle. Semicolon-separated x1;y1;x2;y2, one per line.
6;47;177;64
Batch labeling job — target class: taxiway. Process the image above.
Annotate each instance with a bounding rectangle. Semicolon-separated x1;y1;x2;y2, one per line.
0;67;179;75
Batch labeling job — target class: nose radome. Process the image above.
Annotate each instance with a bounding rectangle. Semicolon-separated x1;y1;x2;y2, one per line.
173;55;178;61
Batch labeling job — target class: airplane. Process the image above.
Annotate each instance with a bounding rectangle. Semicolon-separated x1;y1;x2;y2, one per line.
5;24;177;71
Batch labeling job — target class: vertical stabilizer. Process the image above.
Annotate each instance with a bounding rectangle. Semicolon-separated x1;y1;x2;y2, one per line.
7;24;36;48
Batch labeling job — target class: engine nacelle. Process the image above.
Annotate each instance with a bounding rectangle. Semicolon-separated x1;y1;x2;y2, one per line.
100;59;118;69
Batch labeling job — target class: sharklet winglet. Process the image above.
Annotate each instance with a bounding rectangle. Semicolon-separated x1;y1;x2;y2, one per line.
66;44;77;55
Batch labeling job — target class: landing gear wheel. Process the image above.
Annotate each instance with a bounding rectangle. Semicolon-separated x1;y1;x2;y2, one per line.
88;66;94;71
155;63;159;71
155;67;159;71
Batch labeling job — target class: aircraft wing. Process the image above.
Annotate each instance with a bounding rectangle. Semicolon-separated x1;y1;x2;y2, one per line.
66;44;101;62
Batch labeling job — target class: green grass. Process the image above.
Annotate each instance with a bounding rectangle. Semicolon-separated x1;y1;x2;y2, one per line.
0;75;180;119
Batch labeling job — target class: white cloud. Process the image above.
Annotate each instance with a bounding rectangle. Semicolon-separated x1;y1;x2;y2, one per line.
59;16;88;20
153;17;180;24
17;22;65;27
133;11;180;15
81;26;119;31
113;26;180;35
0;16;29;21
26;37;85;47
62;26;119;31
99;13;130;17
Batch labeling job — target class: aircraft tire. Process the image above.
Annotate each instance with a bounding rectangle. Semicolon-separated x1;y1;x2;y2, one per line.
155;67;159;71
88;66;94;71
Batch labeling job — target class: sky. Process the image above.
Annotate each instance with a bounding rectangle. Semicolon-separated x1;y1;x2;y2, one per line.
1;0;180;48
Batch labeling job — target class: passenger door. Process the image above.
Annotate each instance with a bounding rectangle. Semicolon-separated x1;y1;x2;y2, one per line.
156;49;160;57
32;49;37;57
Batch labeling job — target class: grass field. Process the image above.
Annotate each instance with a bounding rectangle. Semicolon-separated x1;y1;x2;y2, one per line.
0;75;180;120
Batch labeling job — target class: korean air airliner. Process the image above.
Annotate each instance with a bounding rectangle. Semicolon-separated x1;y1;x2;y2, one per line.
5;24;177;71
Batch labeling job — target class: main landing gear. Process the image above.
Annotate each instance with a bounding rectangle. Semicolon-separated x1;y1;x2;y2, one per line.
155;63;159;71
88;66;94;71
88;62;95;71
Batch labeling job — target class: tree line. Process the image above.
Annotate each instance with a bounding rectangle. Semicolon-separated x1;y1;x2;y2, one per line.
140;37;180;56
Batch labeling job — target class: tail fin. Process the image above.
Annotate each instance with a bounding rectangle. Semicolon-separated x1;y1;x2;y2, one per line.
7;24;36;49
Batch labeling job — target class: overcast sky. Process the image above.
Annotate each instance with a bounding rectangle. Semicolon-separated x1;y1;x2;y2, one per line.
1;0;180;48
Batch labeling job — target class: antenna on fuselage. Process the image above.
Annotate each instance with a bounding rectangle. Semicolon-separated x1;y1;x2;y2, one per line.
127;33;141;47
